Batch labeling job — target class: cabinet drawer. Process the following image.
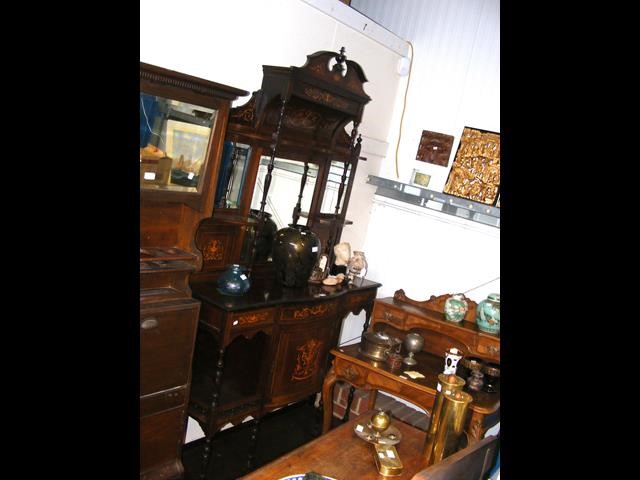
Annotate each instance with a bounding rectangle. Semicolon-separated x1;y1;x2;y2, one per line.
476;334;501;362
140;299;200;396
140;386;186;418
231;307;276;330
371;304;407;330
279;299;339;323
140;406;185;477
343;290;377;311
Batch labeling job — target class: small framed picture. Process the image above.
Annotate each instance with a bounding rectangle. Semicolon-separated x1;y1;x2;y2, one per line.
410;169;431;188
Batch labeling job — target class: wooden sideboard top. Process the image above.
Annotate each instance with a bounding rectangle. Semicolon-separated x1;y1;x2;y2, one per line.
191;276;381;312
375;296;500;340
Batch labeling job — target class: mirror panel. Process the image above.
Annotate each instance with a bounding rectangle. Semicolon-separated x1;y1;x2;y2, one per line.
215;141;251;208
250;157;319;230
320;160;352;214
140;92;218;192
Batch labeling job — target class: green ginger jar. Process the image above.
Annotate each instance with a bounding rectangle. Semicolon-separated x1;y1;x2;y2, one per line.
476;293;500;334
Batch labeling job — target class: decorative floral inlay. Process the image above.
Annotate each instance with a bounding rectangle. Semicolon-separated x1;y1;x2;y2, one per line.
203;239;224;261
303;87;350;110
235;311;270;326
293;304;329;319
291;338;323;381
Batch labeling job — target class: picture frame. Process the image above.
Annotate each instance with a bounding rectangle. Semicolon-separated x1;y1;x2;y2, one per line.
443;126;500;206
164;119;212;178
409;169;431;189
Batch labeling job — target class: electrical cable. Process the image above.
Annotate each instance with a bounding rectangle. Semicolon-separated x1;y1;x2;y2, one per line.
140;95;166;150
394;40;414;179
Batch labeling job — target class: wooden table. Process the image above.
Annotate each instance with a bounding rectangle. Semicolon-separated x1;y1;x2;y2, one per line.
240;410;429;480
322;344;500;444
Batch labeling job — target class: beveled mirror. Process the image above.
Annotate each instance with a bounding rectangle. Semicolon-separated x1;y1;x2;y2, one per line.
140;62;247;214
140;93;218;193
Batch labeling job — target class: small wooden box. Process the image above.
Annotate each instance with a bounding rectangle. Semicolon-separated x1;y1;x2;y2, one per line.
140;155;172;187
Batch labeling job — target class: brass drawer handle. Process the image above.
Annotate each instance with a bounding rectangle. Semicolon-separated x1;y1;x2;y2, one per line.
384;312;394;321
141;317;159;330
487;345;500;354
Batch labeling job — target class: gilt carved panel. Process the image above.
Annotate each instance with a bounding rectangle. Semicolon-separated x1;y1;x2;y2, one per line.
443;127;500;206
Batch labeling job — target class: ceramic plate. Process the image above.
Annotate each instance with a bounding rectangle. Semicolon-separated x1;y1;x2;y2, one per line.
277;475;336;480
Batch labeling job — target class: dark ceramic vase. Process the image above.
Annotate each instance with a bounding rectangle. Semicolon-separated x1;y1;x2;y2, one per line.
241;209;278;262
217;264;251;295
272;224;320;287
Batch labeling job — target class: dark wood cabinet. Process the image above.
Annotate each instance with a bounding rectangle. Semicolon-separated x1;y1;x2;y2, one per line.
140;62;248;263
140;248;200;480
194;48;371;276
139;63;247;480
185;48;377;479
187;277;381;438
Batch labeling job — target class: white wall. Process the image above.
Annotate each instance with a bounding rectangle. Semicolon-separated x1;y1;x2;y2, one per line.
340;0;500;338
351;0;500;189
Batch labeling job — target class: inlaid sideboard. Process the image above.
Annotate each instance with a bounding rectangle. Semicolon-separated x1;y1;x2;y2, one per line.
188;276;381;477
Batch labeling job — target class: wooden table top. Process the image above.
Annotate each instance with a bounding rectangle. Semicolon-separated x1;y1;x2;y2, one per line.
333;344;500;415
240;410;429;480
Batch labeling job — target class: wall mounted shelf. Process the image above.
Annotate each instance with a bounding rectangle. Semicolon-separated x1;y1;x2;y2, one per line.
366;175;500;228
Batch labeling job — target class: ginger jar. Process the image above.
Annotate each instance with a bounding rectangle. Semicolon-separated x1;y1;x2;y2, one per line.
476;293;500;334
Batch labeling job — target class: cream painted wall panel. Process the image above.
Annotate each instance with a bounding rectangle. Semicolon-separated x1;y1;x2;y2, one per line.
329;23;404;141
363;197;500;303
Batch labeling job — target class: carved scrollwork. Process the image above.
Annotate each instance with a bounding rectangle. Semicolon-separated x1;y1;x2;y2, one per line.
342;365;360;383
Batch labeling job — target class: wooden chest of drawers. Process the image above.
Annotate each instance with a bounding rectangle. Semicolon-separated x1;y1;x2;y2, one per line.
140;248;200;480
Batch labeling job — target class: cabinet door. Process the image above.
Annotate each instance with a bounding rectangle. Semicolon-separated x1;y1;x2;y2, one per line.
266;316;341;408
140;300;200;396
140;407;185;479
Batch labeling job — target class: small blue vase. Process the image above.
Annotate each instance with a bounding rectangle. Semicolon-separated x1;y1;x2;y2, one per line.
216;264;251;295
476;293;500;334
